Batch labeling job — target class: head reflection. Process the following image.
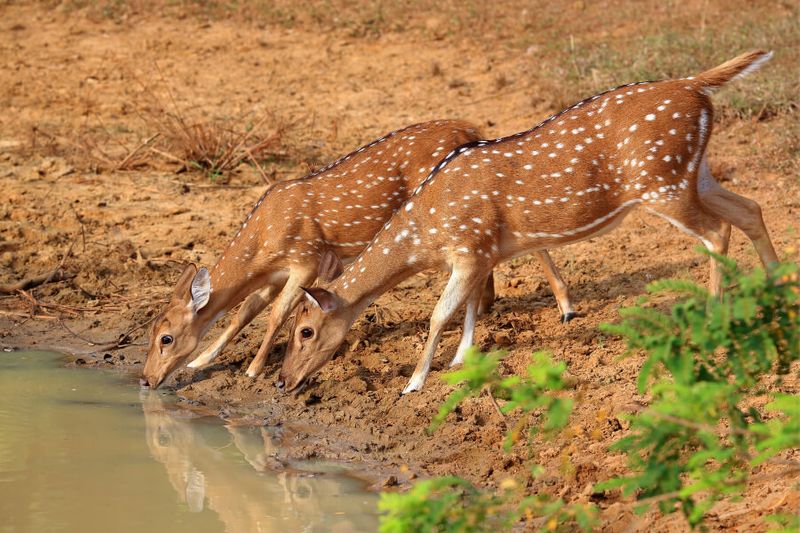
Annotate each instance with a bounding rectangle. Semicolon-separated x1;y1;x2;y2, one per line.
139;391;376;532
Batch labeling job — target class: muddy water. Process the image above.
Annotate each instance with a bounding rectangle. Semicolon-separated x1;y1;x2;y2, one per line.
0;352;378;532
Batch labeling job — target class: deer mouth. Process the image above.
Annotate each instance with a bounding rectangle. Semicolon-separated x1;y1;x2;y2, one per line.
278;371;314;395
290;380;308;396
280;377;309;396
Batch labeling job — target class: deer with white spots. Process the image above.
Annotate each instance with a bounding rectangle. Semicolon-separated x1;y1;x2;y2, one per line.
141;120;576;389
279;50;780;394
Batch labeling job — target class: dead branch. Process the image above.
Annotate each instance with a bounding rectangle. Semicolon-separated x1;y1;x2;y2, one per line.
0;270;76;295
0;309;59;320
68;206;87;253
0;240;76;295
57;316;153;352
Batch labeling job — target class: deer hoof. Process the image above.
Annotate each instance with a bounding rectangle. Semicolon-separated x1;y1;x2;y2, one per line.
561;311;578;323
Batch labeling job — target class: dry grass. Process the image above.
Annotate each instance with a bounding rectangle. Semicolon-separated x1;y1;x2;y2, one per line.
44;0;800;177
22;80;297;182
126;73;296;182
61;1;798;115
139;107;293;183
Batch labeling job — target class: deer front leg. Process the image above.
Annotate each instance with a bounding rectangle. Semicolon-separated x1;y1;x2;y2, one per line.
187;285;277;369
534;250;576;322
245;270;316;378
403;263;484;394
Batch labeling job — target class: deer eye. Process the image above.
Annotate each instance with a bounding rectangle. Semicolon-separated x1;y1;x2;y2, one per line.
160;335;174;346
300;327;314;339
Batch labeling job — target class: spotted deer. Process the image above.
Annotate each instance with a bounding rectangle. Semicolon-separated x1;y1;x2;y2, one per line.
279;50;780;394
141;120;576;389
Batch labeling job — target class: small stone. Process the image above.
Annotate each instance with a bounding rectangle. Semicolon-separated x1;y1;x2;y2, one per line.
493;331;513;346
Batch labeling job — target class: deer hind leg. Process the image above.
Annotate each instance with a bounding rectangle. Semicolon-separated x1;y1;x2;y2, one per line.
646;199;731;297
477;271;495;316
534;250;576;322
187;285;277;369
450;284;485;367
696;158;779;270
245;270;316;378
403;262;485;394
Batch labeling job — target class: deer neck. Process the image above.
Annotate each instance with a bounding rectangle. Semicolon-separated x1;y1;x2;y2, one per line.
331;242;422;323
202;224;271;323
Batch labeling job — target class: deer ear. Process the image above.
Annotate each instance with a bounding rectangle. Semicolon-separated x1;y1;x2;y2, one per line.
301;287;338;313
174;263;198;297
317;250;343;284
190;267;211;313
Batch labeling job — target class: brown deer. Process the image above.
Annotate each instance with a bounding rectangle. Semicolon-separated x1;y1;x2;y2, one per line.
279;50;780;394
141;120;576;389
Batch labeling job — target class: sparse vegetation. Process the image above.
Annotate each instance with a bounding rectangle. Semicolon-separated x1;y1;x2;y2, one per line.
381;349;597;533
44;1;799;176
380;257;799;531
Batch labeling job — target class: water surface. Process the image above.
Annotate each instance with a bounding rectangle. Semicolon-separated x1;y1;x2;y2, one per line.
0;351;378;532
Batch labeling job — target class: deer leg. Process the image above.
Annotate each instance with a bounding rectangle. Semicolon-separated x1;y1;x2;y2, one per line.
450;283;484;367
534;250;576;322
706;220;732;296
245;271;315;378
187;285;277;369
403;264;484;394
697;160;779;270
477;271;495;316
646;204;731;297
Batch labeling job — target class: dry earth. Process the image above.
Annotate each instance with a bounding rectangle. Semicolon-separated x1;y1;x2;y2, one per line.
1;1;798;530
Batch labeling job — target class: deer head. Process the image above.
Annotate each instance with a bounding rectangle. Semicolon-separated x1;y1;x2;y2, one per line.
141;264;212;389
277;252;349;393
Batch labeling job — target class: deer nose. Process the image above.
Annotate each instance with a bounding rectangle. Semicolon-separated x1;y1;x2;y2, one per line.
275;379;285;391
139;377;150;388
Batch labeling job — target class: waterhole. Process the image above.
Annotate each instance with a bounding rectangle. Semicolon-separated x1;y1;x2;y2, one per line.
0;351;378;532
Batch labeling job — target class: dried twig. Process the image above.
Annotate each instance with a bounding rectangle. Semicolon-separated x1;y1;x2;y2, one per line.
245;147;273;185
166;178;258;190
149;146;192;168
15;290;105;316
0;309;59;320
0;270;76;295
69;206;87;253
57;315;155;352
484;386;507;421
131;73;294;178
0;240;75;294
116;133;160;170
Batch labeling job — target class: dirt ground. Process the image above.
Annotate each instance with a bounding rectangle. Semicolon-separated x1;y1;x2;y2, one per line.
1;1;798;530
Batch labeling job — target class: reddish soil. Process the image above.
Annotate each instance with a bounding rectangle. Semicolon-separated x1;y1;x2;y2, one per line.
1;2;797;531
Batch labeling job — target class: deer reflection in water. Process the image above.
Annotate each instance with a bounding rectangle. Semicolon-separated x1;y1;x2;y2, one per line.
139;392;377;532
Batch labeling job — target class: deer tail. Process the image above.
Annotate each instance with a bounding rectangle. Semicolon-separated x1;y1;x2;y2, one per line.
694;50;773;93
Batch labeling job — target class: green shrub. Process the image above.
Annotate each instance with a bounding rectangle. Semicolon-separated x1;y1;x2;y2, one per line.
597;256;800;526
381;349;596;532
430;350;573;449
